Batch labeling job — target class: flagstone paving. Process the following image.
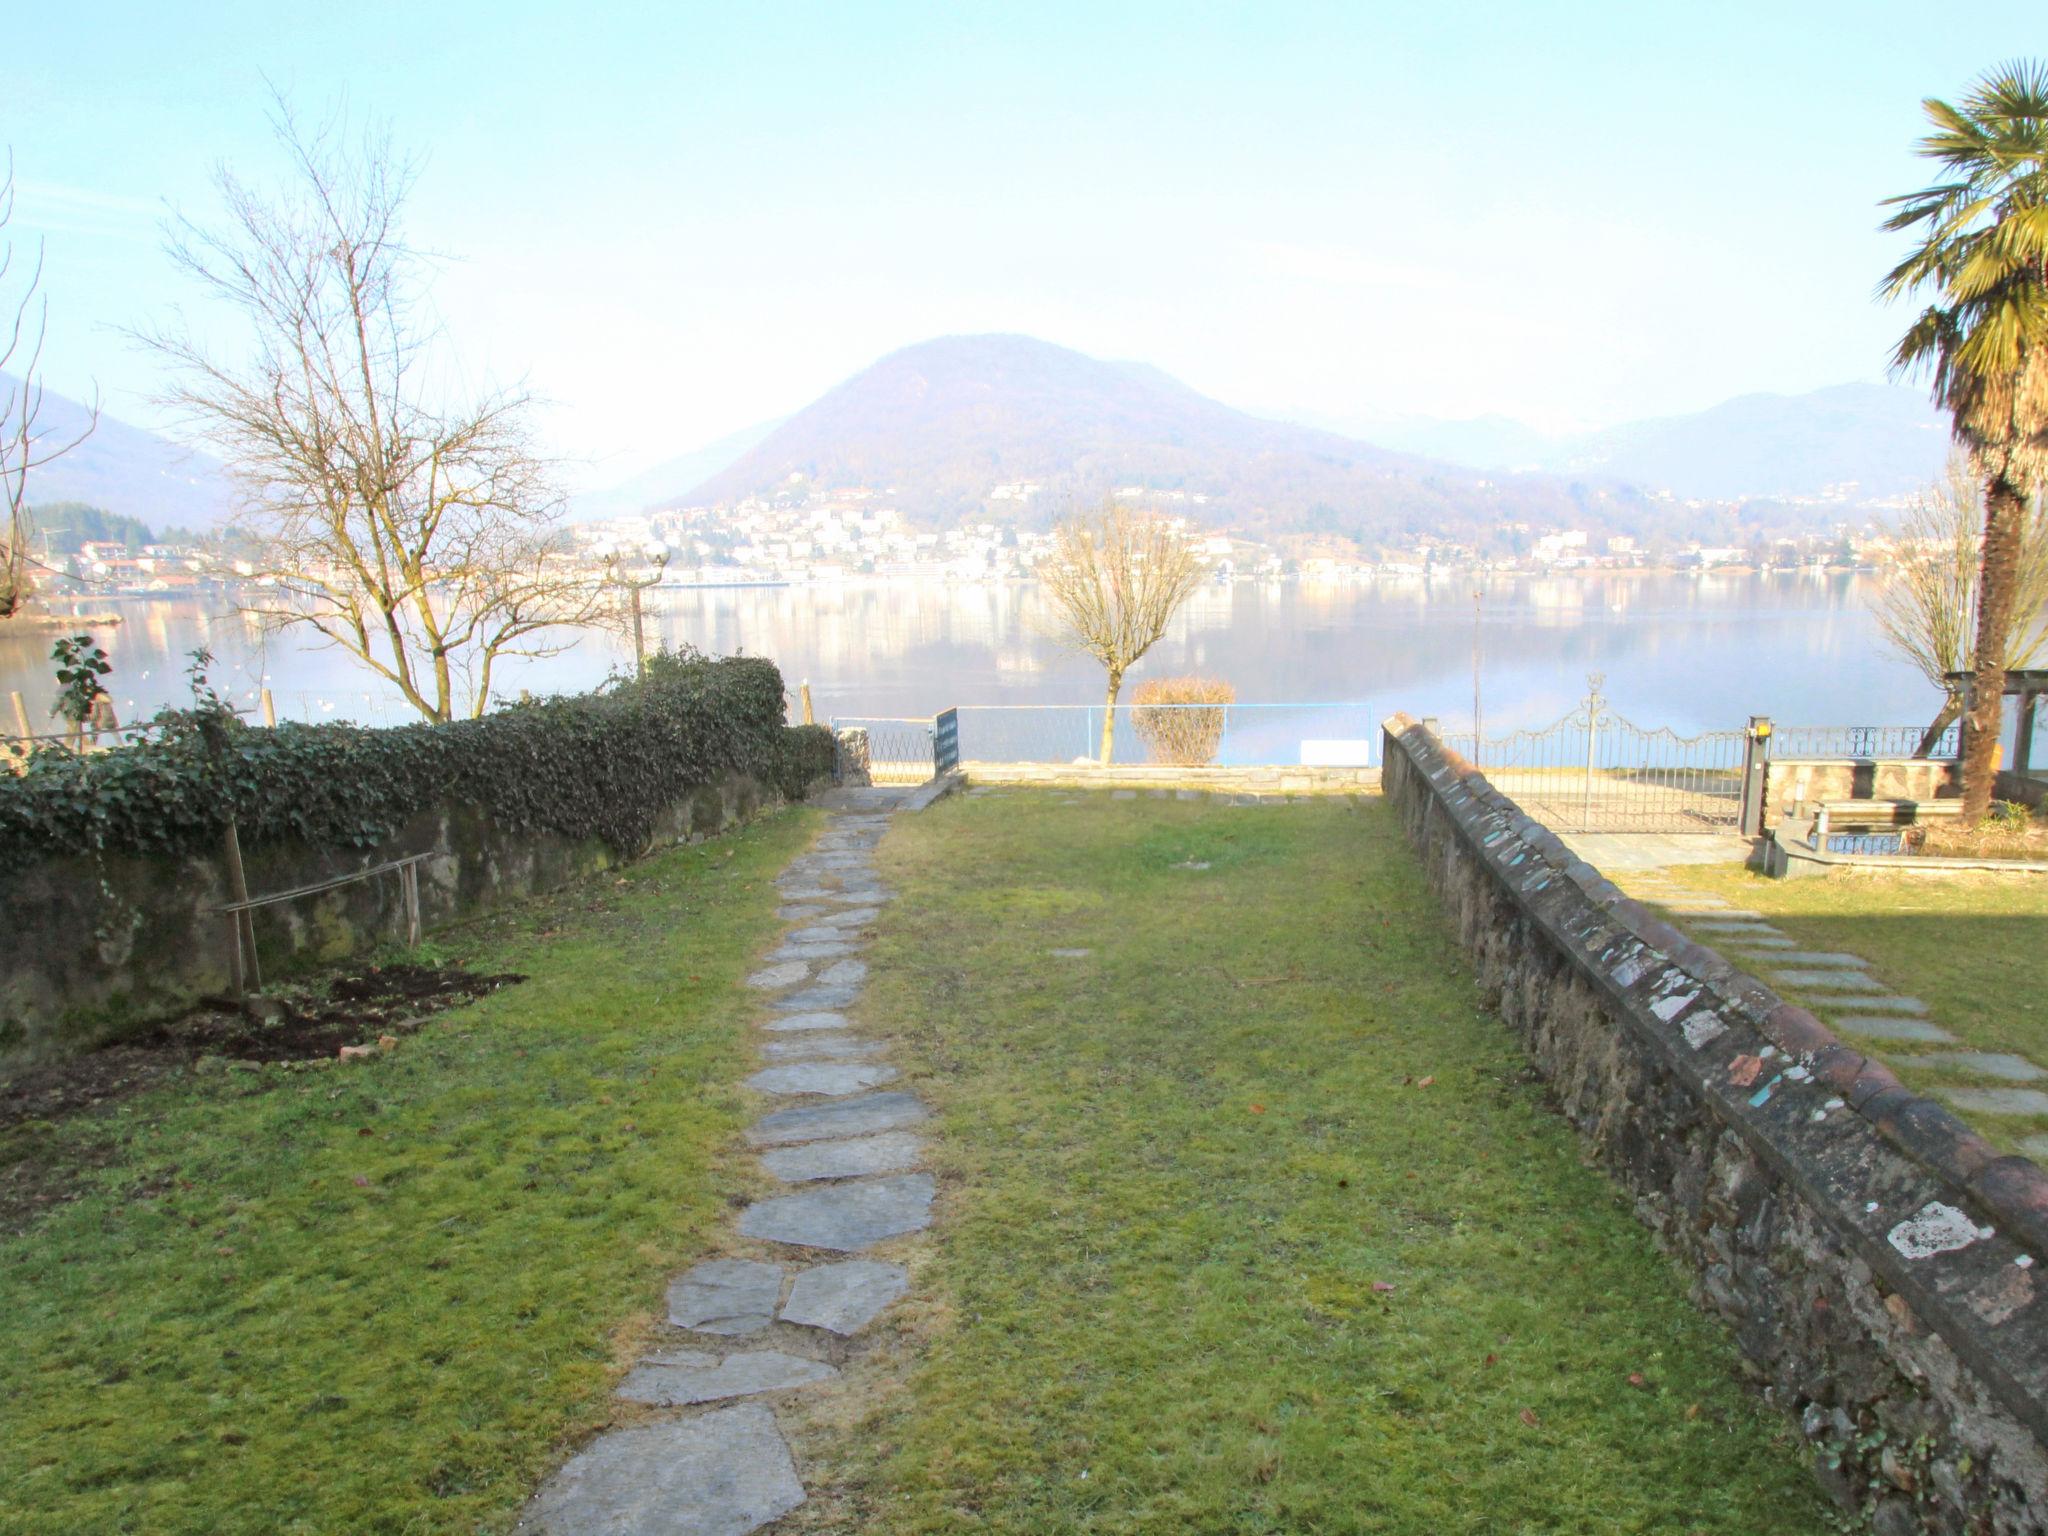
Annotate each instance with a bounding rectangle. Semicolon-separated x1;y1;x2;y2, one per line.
1628;869;2048;1159
523;785;936;1533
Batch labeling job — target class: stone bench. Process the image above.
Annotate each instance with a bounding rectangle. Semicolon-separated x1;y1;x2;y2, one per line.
1813;797;1964;840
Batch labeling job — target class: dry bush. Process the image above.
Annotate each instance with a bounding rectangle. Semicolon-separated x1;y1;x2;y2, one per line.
1130;676;1235;765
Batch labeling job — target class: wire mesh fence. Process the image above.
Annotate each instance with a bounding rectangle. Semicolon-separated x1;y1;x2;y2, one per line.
948;703;1377;768
1768;723;1960;759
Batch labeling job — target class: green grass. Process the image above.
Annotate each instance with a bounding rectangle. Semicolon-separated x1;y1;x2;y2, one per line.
1649;863;2048;1153
0;807;817;1536
828;791;1831;1534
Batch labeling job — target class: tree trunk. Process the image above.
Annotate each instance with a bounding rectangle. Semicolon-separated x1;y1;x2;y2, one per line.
1916;690;1964;759
1099;671;1123;765
1962;470;2026;821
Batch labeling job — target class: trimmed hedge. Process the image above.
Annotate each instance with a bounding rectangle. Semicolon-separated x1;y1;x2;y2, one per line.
0;653;834;873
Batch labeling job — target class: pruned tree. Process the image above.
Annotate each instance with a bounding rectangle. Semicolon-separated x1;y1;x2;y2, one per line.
1038;501;1206;763
1;153;97;618
136;102;609;721
1874;452;2048;754
1883;61;2048;819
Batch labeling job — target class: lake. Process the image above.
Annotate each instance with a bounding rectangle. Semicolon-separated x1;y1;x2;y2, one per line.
0;572;1976;757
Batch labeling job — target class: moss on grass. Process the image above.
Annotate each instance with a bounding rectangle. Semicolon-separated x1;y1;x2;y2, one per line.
821;791;1831;1534
0;808;817;1535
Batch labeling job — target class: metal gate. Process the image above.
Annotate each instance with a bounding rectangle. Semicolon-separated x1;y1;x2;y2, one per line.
1436;675;1749;833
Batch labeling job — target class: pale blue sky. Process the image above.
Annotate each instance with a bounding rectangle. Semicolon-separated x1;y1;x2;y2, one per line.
10;1;2043;490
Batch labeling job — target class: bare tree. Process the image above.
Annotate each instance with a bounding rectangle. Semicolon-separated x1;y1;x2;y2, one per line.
1038;501;1206;764
1874;452;2048;755
136;104;609;721
1;154;97;617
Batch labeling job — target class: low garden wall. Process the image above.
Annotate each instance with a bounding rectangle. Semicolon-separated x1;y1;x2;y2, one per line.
0;656;835;1061
1763;756;1960;823
1383;712;2048;1534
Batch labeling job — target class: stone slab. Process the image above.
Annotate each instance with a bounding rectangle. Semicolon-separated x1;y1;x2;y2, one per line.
759;1131;926;1183
1825;995;1929;1015
817;959;869;988
809;906;882;928
616;1350;835;1406
790;923;867;944
775;904;829;921
1921;1051;2046;1082
746;1092;929;1146
759;1035;889;1061
1048;948;1093;958
780;1260;909;1335
744;961;810;991
1759;952;1871;969
1940;1087;2048;1117
770;985;861;1013
1831;1015;1956;1044
667;1259;784;1335
738;1172;936;1251
1720;935;1795;949
746;1062;899;1096
519;1405;803;1536
767;941;861;963
762;1009;854;1034
1768;968;1880;990
1693;921;1782;935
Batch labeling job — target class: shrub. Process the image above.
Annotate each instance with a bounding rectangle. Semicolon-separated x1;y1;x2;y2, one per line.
0;652;828;872
1130;676;1236;766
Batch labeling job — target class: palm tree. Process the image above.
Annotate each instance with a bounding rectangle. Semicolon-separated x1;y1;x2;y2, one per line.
1882;60;2048;821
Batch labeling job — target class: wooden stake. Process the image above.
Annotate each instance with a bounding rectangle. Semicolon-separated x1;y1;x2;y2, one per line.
260;687;276;727
9;690;30;747
800;681;815;725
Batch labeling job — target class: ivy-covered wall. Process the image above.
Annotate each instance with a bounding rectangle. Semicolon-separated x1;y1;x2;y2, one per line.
0;656;836;1060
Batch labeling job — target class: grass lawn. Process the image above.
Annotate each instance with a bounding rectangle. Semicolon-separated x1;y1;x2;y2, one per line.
0;806;817;1536
1647;864;2048;1155
807;791;1831;1534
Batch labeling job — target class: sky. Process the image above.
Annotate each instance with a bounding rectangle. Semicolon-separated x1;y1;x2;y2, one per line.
9;1;2046;493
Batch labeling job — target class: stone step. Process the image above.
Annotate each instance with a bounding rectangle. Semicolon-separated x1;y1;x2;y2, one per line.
763;1009;855;1034
746;1092;929;1147
1830;1016;1956;1044
667;1259;783;1335
769;985;862;1013
1823;995;1929;1015
759;1035;888;1062
779;1260;909;1335
761;1131;926;1183
617;1349;836;1407
1756;952;1870;969
1940;1086;2048;1118
1919;1051;2045;1082
746;1062;900;1097
520;1405;803;1535
737;1172;937;1251
1769;968;1881;990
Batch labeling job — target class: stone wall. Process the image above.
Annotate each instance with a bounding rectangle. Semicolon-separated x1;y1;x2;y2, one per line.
1;771;806;1063
1382;712;2048;1534
1999;770;2047;811
1764;757;1960;823
961;762;1380;794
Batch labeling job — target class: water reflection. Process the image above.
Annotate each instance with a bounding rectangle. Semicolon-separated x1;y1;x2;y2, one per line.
0;573;1939;739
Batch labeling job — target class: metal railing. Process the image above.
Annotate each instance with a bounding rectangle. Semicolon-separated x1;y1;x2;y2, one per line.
946;702;1377;768
831;716;943;783
1436;676;1747;832
1768;723;1960;760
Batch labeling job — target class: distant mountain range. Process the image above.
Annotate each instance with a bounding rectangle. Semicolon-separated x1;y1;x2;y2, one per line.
3;373;233;531
569;417;785;522
660;335;1649;546
1344;383;1951;503
575;337;1954;544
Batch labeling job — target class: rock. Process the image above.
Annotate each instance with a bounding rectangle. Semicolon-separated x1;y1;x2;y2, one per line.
762;1010;854;1034
518;1405;804;1535
616;1350;835;1406
759;1035;888;1061
744;961;810;991
760;1131;925;1183
667;1259;784;1335
817;959;869;988
781;1261;909;1335
746;1062;899;1096
769;985;861;1013
738;1172;936;1251
746;1093;928;1147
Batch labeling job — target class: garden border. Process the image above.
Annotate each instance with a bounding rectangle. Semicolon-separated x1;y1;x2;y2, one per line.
1383;710;2048;1532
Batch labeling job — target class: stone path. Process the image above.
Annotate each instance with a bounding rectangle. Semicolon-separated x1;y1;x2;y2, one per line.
1623;867;2048;1160
522;786;933;1534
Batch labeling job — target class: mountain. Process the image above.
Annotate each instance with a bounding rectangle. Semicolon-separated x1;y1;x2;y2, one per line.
672;334;1642;545
1348;384;1950;503
3;374;233;529
571;416;785;521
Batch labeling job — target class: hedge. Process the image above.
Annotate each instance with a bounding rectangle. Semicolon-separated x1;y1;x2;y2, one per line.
0;652;835;873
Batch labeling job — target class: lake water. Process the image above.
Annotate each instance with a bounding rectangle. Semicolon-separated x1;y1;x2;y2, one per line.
0;573;1973;756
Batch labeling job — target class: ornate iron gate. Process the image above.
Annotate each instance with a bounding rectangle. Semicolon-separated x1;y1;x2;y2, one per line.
1437;675;1749;833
